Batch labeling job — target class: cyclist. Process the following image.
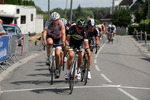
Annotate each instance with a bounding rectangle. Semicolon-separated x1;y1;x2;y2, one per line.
42;12;66;78
85;18;100;79
64;18;90;80
112;25;116;39
106;24;111;40
96;24;102;39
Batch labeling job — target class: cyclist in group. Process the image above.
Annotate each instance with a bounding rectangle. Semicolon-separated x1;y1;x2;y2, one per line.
110;24;115;40
85;18;100;79
64;18;90;80
106;24;111;40
42;12;66;78
112;25;116;39
96;24;102;39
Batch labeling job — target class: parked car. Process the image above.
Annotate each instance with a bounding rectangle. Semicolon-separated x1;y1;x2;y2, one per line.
3;24;23;46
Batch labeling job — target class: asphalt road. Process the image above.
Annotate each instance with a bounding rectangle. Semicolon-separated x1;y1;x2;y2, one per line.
0;35;150;100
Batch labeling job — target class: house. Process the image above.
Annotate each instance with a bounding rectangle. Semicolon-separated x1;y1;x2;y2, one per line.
101;0;139;26
0;4;43;34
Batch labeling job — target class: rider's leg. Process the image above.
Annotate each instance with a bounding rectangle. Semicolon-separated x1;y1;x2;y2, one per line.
55;47;62;69
88;51;92;70
78;51;84;68
67;50;74;70
46;38;53;56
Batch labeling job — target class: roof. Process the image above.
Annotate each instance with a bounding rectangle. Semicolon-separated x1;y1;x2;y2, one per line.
119;0;133;6
101;11;112;20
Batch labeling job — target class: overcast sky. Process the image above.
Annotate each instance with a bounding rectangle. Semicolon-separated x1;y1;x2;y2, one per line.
32;0;122;11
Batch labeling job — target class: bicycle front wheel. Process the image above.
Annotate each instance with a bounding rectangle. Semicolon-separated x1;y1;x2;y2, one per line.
84;53;89;85
50;56;55;85
69;60;76;94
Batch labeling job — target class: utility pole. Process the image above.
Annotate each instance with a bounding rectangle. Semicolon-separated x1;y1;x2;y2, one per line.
48;0;50;20
112;0;115;15
65;0;68;16
70;0;73;22
148;0;150;19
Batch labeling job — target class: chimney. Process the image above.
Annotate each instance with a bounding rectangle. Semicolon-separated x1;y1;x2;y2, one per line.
0;0;4;4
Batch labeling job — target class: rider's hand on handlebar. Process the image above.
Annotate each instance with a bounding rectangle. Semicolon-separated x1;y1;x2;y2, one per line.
96;44;100;50
42;41;47;46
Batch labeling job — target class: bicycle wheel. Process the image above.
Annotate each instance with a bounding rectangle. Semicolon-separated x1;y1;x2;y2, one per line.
69;60;76;94
50;55;55;85
83;53;89;85
80;57;85;82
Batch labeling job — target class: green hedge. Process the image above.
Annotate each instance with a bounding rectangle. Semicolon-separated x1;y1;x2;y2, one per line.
139;19;150;34
128;19;150;35
128;25;140;35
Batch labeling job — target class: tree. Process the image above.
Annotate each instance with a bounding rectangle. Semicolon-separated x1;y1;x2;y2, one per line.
134;1;148;23
112;6;132;27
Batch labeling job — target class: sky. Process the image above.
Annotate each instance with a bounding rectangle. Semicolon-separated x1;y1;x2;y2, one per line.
32;0;122;11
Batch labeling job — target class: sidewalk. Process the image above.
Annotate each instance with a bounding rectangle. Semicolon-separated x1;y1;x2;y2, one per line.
129;35;150;57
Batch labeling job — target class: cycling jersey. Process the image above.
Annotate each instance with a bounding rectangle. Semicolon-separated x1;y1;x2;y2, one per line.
67;25;88;49
85;26;99;51
44;20;65;39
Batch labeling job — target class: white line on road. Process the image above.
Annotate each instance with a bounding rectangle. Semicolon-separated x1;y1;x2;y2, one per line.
118;88;139;100
101;74;113;83
3;85;150;93
94;59;97;63
95;65;100;71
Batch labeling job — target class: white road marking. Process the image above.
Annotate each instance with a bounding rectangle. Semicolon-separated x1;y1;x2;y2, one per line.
95;55;98;58
95;65;100;71
3;85;150;93
118;88;139;100
101;74;113;83
94;59;97;63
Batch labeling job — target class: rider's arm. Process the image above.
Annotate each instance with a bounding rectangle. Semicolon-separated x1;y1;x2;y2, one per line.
42;29;47;45
95;36;99;45
61;28;66;44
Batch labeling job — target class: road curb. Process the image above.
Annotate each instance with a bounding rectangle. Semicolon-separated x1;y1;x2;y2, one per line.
0;53;42;96
129;36;150;57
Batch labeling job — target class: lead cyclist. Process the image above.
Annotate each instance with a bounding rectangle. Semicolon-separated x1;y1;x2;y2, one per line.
42;12;66;79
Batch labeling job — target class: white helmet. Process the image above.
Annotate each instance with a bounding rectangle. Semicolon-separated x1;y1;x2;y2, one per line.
108;24;111;27
87;18;95;27
60;18;67;25
51;12;60;20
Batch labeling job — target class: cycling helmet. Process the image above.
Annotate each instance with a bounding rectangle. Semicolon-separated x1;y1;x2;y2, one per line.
51;12;60;20
87;18;95;27
108;24;111;27
76;18;86;28
60;18;67;25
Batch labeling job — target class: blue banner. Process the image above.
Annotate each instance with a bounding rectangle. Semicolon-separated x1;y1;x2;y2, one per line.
0;36;9;62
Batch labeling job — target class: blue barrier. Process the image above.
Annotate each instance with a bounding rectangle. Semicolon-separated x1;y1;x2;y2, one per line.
0;36;9;62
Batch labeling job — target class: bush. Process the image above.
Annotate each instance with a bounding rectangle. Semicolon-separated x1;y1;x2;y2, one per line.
139;19;150;34
128;25;140;35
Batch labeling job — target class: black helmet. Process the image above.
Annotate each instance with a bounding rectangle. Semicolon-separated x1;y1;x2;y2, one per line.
87;18;95;27
76;18;86;28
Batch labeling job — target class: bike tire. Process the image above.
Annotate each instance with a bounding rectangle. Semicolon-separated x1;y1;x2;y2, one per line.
50;56;55;85
84;53;89;85
69;60;76;94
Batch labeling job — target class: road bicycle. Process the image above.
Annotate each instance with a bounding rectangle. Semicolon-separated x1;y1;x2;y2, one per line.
47;44;64;85
108;33;113;44
69;48;79;94
80;49;89;85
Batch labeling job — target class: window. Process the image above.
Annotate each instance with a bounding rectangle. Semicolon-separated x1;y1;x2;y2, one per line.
21;16;26;24
16;9;20;14
31;14;33;21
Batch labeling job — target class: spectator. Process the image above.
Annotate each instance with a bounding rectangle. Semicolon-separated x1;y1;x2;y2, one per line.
132;28;138;37
0;19;8;38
